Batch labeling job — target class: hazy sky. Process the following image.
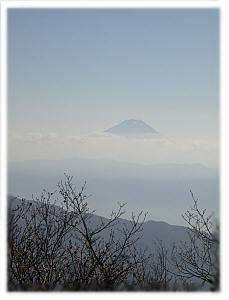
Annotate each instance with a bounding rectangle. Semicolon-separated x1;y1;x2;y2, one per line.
8;9;219;166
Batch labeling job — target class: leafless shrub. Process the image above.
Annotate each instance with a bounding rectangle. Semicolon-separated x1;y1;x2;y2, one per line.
8;179;219;291
171;190;219;291
8;175;148;290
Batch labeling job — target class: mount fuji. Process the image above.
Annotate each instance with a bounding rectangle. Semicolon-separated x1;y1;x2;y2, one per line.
105;119;159;138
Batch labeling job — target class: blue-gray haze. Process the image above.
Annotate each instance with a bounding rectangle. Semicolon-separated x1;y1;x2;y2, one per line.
8;9;219;225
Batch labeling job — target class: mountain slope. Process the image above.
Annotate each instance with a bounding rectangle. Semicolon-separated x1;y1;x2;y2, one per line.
105;119;159;138
8;195;189;251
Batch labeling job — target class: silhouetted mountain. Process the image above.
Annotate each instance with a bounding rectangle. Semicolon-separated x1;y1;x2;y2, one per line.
105;119;159;138
8;195;189;252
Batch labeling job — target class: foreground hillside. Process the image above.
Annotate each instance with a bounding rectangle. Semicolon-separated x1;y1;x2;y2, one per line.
7;176;219;291
8;195;189;254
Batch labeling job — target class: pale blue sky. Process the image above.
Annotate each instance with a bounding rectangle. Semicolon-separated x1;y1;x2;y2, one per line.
8;9;219;145
7;9;220;224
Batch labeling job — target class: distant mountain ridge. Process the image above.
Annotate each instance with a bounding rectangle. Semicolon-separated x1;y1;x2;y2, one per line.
105;119;159;138
8;157;219;225
9;157;218;180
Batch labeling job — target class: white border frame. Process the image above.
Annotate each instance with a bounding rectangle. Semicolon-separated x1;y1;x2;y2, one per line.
1;0;228;299
0;0;222;8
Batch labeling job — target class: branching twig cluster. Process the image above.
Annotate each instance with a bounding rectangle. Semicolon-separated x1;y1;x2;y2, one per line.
171;190;219;290
8;179;219;291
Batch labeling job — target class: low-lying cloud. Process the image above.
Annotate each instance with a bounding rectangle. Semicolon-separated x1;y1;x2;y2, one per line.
9;131;219;168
